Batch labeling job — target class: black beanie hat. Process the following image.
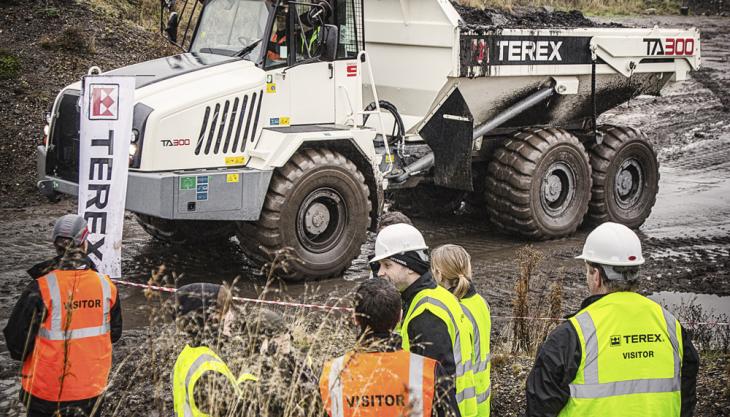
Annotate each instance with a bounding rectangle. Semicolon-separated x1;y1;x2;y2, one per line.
176;283;223;317
388;250;430;275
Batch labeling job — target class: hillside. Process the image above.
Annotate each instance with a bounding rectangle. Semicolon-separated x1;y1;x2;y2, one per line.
0;0;175;208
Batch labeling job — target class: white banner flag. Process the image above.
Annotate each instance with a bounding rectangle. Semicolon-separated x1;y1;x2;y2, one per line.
78;75;135;278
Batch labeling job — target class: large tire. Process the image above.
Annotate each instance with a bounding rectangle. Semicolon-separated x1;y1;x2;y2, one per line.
237;149;371;281
387;184;466;217
586;125;659;228
485;127;592;239
135;214;235;244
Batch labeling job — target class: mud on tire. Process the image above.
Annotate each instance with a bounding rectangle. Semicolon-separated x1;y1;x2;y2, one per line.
586;125;659;228
236;148;371;281
135;214;235;244
485;127;592;239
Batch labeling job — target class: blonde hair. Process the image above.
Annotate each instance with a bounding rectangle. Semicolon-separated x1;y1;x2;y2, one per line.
431;244;472;300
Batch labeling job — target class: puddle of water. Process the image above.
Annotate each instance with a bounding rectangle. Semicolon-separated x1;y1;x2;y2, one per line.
649;291;730;317
642;164;730;239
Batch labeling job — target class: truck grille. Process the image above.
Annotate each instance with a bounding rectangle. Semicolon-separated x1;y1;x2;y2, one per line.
194;89;264;155
49;90;81;182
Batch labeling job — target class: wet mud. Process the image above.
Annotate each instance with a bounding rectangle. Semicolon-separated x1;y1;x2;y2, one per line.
1;13;729;417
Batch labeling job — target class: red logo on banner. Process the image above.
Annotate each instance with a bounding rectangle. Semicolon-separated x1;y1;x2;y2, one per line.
89;84;119;120
346;64;357;77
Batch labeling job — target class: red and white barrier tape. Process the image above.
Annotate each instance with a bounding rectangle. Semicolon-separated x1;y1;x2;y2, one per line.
111;279;352;312
111;279;730;325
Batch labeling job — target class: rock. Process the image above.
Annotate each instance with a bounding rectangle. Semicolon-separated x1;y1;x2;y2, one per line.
541;6;555;13
643;8;658;15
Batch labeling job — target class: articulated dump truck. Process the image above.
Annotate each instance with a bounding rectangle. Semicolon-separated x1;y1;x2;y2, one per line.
36;0;700;281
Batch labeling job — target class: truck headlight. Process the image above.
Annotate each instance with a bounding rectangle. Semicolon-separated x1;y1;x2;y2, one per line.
129;143;138;156
131;129;139;143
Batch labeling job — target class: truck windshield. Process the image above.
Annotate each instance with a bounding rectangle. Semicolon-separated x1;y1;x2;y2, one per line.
191;0;271;58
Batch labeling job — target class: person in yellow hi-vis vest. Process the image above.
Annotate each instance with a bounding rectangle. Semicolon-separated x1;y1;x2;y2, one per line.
432;244;492;417
370;223;478;417
172;283;256;417
526;222;699;417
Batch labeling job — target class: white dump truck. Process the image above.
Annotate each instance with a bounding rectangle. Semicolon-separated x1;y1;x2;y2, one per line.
37;0;700;280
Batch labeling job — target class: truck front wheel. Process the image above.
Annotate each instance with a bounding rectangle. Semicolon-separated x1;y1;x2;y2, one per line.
135;214;235;244
586;125;659;228
237;149;371;281
485;127;592;239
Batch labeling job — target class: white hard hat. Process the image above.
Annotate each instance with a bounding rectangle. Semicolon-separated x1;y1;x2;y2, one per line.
371;223;428;263
576;222;645;266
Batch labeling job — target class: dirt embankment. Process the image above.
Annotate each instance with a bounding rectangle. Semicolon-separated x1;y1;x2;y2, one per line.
0;0;175;209
452;2;615;28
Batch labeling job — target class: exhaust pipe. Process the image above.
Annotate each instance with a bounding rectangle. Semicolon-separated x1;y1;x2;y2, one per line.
392;86;556;183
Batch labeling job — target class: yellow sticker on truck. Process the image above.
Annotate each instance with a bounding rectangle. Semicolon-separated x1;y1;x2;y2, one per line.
266;83;277;94
226;173;240;183
225;156;246;166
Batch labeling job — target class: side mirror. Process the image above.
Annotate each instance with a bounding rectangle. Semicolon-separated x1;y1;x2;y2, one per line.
319;24;339;62
165;12;179;43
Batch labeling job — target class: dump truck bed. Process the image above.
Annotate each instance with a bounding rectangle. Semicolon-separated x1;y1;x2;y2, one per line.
364;1;700;132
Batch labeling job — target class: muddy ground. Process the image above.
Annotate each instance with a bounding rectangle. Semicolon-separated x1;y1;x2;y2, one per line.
1;10;730;417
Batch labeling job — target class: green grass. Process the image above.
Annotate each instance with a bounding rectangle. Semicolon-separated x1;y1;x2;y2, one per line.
0;50;21;80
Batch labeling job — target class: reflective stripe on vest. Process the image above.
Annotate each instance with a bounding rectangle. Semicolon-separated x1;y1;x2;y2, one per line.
183;353;223;417
173;345;257;417
327;355;345;417
409;296;466;377
402;289;478;417
38;272;111;341
461;299;491;412
322;351;433;417
569;308;681;398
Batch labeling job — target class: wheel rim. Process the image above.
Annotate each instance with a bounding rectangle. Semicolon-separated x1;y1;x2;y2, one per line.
614;157;644;209
540;161;577;218
296;187;347;254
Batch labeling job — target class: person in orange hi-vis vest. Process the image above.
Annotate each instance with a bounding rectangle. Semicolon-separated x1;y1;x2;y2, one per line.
3;214;123;417
320;279;461;417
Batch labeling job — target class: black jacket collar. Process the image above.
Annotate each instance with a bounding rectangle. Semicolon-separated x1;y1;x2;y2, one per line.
464;282;477;298
359;331;403;352
566;293;608;319
401;271;437;315
27;255;97;279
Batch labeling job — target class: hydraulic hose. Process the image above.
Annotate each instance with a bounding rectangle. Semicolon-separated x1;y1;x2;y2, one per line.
363;100;405;145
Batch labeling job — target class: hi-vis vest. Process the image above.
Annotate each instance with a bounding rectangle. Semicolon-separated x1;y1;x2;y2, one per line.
559;292;683;417
173;345;257;417
461;293;492;416
401;286;478;417
320;350;437;417
22;270;116;402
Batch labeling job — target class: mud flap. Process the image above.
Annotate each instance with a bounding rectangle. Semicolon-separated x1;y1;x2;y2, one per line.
419;88;474;191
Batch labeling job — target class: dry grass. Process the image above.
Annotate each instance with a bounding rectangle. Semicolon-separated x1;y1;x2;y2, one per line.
457;0;682;15
97;262;355;417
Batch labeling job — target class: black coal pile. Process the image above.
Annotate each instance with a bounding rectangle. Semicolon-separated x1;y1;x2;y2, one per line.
452;2;615;29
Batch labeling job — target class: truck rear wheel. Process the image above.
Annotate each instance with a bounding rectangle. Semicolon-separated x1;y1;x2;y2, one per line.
237;149;370;281
485;127;592;239
135;214;235;244
586;125;659;228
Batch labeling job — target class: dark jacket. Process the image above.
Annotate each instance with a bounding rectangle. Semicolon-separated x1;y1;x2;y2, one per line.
526;293;699;417
402;272;461;417
357;331;460;417
3;256;123;414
